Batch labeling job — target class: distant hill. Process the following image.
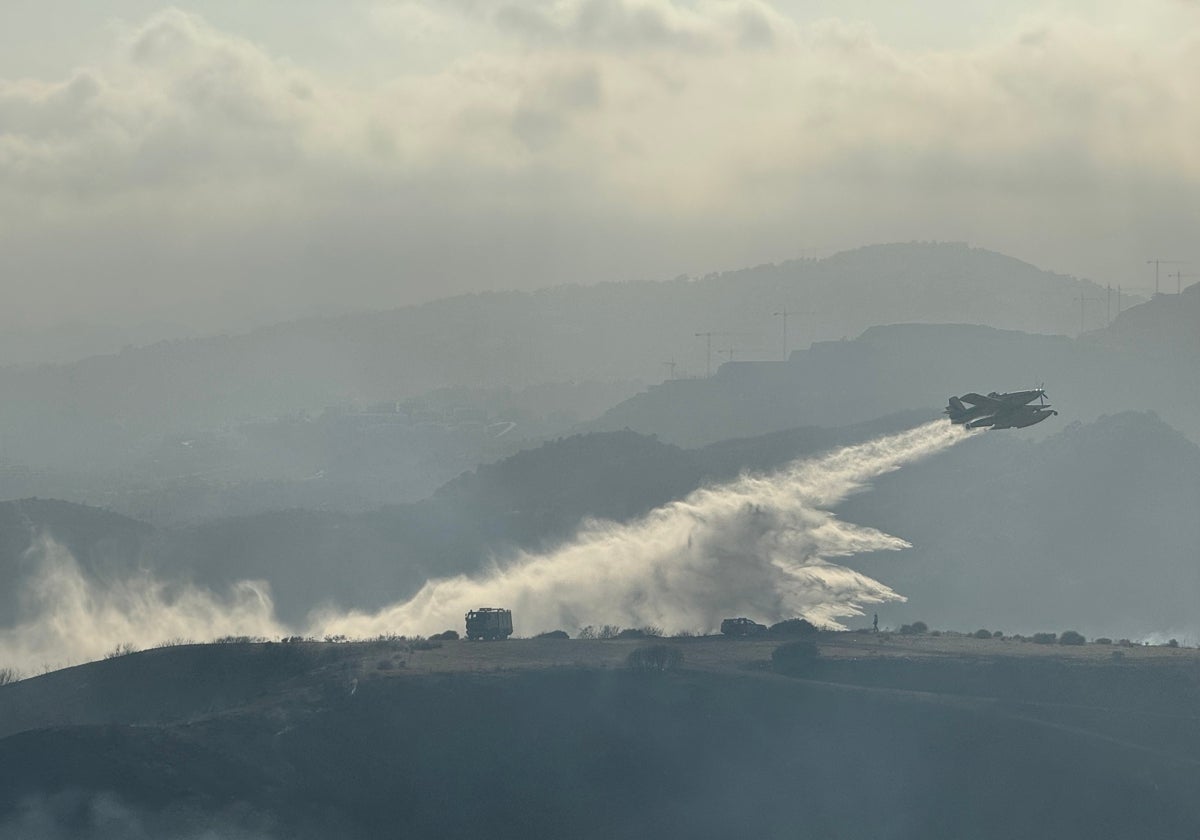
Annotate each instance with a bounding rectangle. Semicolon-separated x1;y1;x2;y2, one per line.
590;306;1200;447
0;243;1113;475
842;411;1200;639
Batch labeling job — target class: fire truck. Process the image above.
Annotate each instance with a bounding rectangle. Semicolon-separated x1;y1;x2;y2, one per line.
465;607;514;640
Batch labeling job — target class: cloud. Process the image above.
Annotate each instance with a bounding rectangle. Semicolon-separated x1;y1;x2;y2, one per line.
2;3;1199;328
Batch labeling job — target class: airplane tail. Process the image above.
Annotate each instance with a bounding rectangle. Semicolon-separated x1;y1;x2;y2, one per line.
944;396;968;422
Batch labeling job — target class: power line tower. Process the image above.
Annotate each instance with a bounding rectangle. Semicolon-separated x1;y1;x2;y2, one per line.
694;331;735;377
1166;271;1198;295
1147;258;1186;296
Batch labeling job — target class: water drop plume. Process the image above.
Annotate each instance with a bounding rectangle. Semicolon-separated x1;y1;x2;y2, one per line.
317;420;970;637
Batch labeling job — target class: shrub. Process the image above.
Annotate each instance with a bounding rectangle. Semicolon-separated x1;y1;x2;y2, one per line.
105;642;139;659
1117;639;1133;647
616;628;647;640
1059;630;1086;646
430;630;459;641
899;621;928;635
598;625;622;640
0;668;20;686
771;640;820;674
1031;633;1057;645
626;644;683;672
1093;637;1112;645
536;630;570;640
768;618;818;638
1166;639;1180;648
973;629;992;639
992;631;1004;638
407;640;442;652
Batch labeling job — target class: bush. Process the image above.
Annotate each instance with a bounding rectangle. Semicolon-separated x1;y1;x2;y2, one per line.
1166;639;1180;648
768;618;818;638
992;631;1004;638
972;629;992;639
1116;639;1133;647
1031;633;1057;645
105;642;139;659
407;640;442;652
616;628;647;639
536;630;570;640
626;644;683;672
1094;637;1112;645
0;668;20;686
899;621;928;635
771;641;820;674
1059;630;1086;646
430;630;459;641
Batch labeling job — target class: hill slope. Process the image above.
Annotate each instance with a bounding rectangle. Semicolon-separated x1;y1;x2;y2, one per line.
1;639;1197;840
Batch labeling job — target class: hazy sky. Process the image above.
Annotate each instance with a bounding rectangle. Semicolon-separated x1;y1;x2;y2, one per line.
2;1;1198;331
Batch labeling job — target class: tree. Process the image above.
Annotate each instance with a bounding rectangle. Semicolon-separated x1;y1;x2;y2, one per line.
768;618;818;638
1059;630;1085;646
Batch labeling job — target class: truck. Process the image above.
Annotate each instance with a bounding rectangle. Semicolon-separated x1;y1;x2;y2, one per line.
465;607;514;640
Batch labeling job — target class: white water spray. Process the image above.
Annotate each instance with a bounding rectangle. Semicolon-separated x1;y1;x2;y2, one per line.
317;420;970;637
0;421;970;673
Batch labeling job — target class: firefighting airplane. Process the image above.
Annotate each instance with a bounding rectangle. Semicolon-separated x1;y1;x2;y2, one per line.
944;388;1058;430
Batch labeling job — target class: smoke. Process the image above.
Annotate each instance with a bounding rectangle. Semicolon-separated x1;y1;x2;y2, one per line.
0;537;285;674
0;422;968;673
316;421;970;637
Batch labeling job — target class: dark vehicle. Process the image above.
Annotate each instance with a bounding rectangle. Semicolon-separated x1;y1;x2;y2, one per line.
720;617;767;637
945;387;1058;430
465;607;514;640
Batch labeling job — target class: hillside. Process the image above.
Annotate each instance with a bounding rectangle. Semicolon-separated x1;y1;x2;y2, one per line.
1;638;1198;839
0;244;1112;475
843;411;1200;640
590;314;1200;447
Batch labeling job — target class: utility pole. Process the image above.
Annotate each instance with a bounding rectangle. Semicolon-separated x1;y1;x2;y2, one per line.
1147;259;1186;296
772;308;789;361
695;332;714;378
1105;284;1111;326
1167;271;1197;295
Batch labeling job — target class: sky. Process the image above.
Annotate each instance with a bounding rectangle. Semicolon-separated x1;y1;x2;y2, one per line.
2;1;1198;333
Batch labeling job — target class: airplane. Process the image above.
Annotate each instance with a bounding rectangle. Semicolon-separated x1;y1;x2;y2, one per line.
944;388;1058;430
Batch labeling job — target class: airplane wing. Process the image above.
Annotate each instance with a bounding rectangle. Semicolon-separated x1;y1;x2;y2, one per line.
959;393;1003;409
